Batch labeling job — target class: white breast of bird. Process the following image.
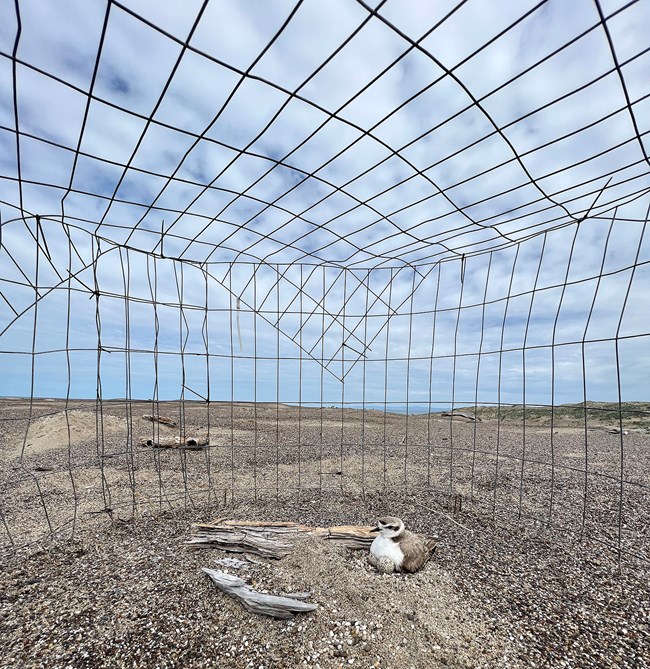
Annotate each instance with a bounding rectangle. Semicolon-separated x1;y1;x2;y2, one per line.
370;535;404;569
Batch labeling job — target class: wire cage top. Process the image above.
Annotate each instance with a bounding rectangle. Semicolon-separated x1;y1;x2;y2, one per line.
1;0;649;268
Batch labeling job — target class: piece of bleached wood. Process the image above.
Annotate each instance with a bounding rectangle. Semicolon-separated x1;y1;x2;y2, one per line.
203;569;317;619
441;411;481;422
142;414;177;428
187;529;294;559
137;433;209;449
183;433;210;448
211;520;316;534
186;521;377;557
280;592;312;601
325;525;377;549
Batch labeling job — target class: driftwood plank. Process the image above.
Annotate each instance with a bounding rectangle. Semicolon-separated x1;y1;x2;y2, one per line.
138;433;209;449
142;414;177;428
441;411;481;422
587;426;630;435
195;520;316;535
281;592;312;601
187;520;377;557
326;525;377;549
203;569;317;619
187;527;294;559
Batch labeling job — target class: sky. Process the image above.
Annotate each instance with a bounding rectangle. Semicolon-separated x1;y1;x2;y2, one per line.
0;0;649;407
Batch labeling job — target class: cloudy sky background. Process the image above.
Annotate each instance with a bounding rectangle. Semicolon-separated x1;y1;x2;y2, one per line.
0;0;649;408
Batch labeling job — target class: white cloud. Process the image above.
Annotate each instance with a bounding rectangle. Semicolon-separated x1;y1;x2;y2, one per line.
0;0;649;405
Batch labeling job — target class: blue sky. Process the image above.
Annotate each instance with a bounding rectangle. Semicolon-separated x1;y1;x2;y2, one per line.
0;0;649;406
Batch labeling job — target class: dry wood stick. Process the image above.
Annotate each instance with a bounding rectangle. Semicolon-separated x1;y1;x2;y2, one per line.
142;414;177;428
203;569;317;619
441;411;481;422
186;520;377;556
138;433;209;449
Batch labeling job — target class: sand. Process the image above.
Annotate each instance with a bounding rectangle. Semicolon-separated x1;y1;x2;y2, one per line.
10;409;129;457
0;398;648;668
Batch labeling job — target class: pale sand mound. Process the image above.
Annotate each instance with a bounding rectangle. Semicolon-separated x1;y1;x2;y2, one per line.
14;410;128;457
237;535;510;667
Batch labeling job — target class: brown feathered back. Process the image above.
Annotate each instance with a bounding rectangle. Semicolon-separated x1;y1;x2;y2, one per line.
398;530;437;573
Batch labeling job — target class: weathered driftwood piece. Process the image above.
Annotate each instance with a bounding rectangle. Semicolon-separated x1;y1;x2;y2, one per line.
441;411;481;422
187;523;296;559
186;520;377;557
326;525;377;549
142;414;177;428
138;433;209;449
182;434;209;448
587;426;630;435
203;569;317;619
281;592;312;601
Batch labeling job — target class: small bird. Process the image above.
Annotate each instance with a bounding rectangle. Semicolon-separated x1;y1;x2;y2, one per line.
368;516;436;574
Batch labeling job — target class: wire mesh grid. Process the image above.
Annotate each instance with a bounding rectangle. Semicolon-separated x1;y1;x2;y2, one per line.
0;0;649;563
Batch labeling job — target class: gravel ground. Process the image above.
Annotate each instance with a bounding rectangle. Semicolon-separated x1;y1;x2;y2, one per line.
0;498;648;668
1;399;648;667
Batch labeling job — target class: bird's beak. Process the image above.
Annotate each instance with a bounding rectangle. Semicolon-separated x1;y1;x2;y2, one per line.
370;526;380;533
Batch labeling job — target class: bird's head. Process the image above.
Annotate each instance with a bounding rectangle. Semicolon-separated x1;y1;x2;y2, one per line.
371;516;405;538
